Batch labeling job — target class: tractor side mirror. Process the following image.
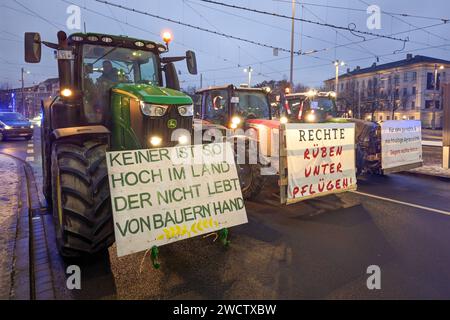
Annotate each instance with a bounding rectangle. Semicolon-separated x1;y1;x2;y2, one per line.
24;32;42;63
186;50;197;75
164;62;180;91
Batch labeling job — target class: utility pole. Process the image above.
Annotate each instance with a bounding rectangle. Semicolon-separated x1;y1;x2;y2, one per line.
289;0;295;88
200;73;203;88
244;66;253;87
432;64;444;129
334;60;345;111
21;67;25;116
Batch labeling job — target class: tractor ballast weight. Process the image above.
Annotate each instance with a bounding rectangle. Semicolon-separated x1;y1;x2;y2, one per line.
25;31;197;258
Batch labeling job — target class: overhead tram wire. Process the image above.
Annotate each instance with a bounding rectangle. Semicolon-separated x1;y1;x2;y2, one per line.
12;0;62;30
93;0;301;55
358;0;450;46
197;0;408;42
186;0;351;52
273;0;449;23
61;0;240;71
61;0;291;80
298;5;395;63
183;1;277;77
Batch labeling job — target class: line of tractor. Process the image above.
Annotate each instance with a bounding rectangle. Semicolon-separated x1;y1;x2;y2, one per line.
24;30;408;261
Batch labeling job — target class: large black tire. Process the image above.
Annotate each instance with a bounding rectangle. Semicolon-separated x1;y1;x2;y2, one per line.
235;142;267;200
51;139;114;258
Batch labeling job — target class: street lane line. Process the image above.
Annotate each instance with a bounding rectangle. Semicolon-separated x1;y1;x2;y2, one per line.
27;149;34;154
27;143;33;147
350;190;450;216
25;156;34;162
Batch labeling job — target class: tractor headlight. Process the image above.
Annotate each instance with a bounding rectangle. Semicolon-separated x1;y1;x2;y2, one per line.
140;102;168;117
178;135;189;145
177;104;193;117
150;136;162;146
305;113;316;122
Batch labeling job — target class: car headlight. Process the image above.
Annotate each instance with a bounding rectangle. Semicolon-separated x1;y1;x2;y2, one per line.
4;125;12;130
280;116;288;124
177;104;193;117
140;102;169;117
30;124;34;129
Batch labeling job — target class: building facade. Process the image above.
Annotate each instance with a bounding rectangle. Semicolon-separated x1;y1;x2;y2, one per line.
324;54;450;128
0;78;59;118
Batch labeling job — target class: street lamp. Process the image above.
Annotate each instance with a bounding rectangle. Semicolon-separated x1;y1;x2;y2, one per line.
244;66;253;87
432;64;444;129
21;68;30;117
333;60;345;109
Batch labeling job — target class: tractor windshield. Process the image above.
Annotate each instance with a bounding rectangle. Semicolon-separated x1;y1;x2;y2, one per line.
81;44;159;123
235;91;270;119
285;96;336;120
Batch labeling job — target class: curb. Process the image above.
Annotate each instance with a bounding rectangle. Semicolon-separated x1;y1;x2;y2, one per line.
400;170;450;182
10;161;31;300
3;152;56;300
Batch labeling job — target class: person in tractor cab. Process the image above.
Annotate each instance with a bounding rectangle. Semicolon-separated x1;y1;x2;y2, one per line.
98;60;119;83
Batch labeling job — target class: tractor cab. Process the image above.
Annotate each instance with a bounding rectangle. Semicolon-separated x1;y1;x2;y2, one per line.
25;31;197;149
194;84;272;130
280;90;337;123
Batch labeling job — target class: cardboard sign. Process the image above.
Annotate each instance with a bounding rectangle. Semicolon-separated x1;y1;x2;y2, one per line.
284;123;357;204
381;120;422;171
106;142;247;257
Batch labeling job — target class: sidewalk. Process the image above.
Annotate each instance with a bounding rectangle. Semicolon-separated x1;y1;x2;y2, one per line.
0;154;20;299
407;143;450;179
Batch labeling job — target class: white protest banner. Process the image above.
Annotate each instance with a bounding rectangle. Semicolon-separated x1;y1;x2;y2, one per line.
106;142;247;257
381;120;422;171
284;122;356;204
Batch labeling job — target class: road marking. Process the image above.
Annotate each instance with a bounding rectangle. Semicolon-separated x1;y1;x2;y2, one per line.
350;190;450;215
422;140;443;147
27;143;33;148
27;149;34;154
25;156;34;162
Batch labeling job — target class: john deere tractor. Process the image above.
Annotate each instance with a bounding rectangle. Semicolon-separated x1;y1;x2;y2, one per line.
25;31;197;257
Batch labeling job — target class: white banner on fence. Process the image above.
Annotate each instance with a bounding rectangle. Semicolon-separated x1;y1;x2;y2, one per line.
285;122;357;204
381;120;422;170
106;142;247;257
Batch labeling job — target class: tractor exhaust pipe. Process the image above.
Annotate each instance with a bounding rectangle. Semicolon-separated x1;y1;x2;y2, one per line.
57;31;72;97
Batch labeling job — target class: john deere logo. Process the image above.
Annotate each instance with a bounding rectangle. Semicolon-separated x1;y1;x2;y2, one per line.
167;119;177;129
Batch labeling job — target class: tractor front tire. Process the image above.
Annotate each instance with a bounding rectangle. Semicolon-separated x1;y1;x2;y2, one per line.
235;144;267;200
51;139;114;258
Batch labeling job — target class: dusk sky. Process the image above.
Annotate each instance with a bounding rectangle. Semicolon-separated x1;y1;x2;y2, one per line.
1;0;450;89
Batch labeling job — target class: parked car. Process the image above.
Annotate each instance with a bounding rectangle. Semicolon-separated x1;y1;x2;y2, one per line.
0;112;34;141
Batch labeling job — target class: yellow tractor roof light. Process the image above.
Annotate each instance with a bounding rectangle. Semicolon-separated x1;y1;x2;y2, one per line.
162;31;172;47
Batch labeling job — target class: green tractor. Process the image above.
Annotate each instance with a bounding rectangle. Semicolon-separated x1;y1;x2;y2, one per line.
25;31;197;257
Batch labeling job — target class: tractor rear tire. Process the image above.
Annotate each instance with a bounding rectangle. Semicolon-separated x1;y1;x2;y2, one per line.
51;139;114;258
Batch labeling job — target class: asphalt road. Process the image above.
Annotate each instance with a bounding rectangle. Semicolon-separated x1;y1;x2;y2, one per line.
1;128;449;299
